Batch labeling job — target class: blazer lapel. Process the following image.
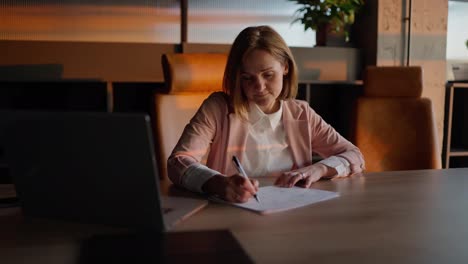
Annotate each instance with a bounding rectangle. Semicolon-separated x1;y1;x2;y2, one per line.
282;103;312;168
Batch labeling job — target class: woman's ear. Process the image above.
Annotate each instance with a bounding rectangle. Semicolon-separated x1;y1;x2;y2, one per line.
283;63;289;75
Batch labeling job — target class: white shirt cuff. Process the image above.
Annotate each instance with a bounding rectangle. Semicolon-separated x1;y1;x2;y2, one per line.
182;163;221;193
318;156;350;177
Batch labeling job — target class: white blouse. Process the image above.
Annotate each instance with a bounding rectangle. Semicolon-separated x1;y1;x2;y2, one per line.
242;101;293;177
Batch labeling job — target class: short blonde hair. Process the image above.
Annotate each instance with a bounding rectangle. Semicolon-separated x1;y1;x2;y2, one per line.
223;25;299;119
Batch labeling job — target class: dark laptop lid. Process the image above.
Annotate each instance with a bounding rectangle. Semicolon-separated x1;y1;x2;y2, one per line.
2;111;165;231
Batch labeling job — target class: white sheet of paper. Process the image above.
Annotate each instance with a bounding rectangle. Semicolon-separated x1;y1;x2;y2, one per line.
210;186;339;214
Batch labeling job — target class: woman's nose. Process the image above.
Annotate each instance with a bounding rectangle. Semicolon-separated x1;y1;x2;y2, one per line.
253;77;265;90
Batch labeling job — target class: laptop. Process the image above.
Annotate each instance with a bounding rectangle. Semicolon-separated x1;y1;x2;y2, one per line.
1;111;207;232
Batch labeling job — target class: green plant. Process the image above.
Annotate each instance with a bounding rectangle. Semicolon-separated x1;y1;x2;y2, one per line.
289;0;365;42
466;39;468;49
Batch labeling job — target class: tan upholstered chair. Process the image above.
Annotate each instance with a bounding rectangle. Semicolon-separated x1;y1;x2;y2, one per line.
154;53;227;179
352;66;441;172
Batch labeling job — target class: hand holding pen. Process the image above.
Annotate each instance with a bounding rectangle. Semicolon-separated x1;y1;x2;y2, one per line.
232;156;260;203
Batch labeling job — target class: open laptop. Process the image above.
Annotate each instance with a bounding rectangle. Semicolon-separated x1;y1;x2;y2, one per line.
1;111;207;232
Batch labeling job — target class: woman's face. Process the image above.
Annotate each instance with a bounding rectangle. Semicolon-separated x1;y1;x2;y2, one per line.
240;49;288;114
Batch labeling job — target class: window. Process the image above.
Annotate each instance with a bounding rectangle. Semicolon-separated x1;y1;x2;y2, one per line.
447;0;468;60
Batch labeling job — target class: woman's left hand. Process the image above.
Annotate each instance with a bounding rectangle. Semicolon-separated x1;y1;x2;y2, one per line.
274;163;335;188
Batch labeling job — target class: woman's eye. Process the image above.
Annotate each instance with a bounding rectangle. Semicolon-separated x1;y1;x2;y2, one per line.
241;76;252;81
264;72;274;78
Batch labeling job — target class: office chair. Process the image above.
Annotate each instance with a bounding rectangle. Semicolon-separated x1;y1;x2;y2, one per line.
154;53;227;179
352;66;441;172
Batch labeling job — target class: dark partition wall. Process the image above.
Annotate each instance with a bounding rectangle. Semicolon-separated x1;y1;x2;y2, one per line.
0;81;108;111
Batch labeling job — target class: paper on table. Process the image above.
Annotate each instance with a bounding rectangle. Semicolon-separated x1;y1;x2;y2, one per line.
209;186;339;215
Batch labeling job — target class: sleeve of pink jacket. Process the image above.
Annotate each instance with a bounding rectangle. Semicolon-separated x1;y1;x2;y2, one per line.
167;92;225;191
307;106;365;174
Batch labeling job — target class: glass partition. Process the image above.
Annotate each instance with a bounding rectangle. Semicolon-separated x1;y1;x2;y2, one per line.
0;0;180;43
187;0;315;47
0;0;316;46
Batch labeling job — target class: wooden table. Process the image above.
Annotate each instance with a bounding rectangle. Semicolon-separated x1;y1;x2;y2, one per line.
169;168;468;263
0;186;253;264
2;168;468;263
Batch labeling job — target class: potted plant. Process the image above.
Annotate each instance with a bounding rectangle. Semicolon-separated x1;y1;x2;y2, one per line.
288;0;365;46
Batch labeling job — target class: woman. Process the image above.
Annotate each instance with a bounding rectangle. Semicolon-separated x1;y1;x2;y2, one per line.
167;25;365;203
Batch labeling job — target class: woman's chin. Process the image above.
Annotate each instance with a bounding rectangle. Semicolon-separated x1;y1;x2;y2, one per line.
256;101;279;113
254;97;273;106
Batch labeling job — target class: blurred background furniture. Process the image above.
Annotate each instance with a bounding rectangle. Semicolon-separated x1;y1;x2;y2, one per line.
442;81;468;168
352;66;441;172
155;53;227;179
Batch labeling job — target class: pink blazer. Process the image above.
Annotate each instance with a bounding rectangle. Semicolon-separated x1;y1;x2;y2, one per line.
168;92;365;186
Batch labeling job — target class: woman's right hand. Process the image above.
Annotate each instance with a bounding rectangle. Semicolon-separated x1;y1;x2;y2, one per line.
202;174;259;203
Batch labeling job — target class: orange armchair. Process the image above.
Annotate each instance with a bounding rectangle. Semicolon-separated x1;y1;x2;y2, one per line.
352;66;441;172
154;53;227;179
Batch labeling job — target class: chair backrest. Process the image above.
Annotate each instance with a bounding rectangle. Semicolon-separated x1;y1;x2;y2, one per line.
154;53;227;179
353;66;441;172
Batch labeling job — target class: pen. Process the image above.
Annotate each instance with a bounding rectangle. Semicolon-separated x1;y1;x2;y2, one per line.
232;156;260;203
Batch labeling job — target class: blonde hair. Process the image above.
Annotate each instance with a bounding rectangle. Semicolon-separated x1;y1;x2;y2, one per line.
223;25;299;119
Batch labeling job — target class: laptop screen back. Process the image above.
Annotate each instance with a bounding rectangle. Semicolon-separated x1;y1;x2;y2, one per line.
3;111;166;231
